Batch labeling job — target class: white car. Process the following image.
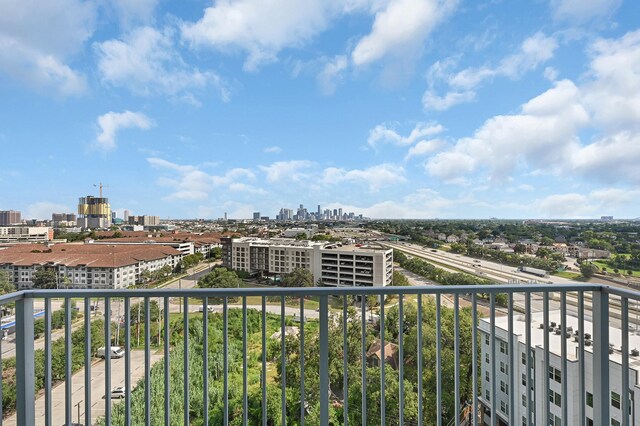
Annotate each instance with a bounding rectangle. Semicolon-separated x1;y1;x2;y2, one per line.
109;386;127;399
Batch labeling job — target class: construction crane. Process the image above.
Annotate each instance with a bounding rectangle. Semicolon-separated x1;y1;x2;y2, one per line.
93;182;109;197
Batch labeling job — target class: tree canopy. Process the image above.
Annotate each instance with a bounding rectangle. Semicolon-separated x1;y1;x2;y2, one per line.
281;268;313;287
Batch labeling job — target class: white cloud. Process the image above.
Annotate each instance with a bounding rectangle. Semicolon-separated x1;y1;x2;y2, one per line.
317;55;348;95
24;202;73;220
259;160;314;183
426;79;589;182
263;146;282;154
181;0;340;71
96;111;154;150
424;33;558;110
322;164;406;192
405;139;445;160
550;0;621;24
572;131;640;183
148;158;257;201
368;122;444;147
538;193;592;218
352;0;458;67
95;27;229;101
326;188;470;218
449;32;558;90
0;0;95;96
422;90;475;111
111;0;159;27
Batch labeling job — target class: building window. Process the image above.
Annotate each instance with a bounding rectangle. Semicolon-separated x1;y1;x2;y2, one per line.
587;392;593;407
485;390;490;401
548;415;561;426
522;373;527;386
522;352;527;365
500;380;509;395
548;366;561;383
485;353;489;364
499;341;508;355
485;334;489;345
500;361;507;373
612;420;620;426
500;400;509;415
485;371;489;382
612;391;621;409
549;390;561;407
522;394;527;407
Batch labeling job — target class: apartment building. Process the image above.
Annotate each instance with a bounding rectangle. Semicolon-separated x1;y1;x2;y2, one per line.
0;243;182;289
221;237;393;287
479;310;638;426
0;210;21;226
0;226;53;243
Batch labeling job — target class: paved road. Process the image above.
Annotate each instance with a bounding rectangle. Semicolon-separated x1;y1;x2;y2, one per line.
1;264;212;358
5;350;164;426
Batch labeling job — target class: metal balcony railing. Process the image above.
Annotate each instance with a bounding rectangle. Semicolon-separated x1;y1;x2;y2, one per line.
0;284;637;425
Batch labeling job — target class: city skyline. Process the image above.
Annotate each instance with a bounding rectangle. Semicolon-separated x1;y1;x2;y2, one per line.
1;1;640;220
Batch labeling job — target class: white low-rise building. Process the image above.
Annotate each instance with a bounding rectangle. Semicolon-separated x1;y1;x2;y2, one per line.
0;243;182;289
221;237;393;287
480;310;639;426
0;226;53;243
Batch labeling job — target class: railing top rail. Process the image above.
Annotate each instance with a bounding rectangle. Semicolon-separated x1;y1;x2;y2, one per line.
604;285;640;301
0;290;27;304
18;283;606;299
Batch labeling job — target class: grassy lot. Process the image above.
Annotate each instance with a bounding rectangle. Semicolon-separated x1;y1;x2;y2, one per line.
553;271;583;280
590;260;640;277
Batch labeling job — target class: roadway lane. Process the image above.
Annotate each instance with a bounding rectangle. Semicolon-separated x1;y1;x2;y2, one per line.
4;350;164;426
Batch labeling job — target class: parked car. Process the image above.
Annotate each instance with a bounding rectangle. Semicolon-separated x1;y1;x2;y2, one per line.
96;346;125;359
109;386;127;399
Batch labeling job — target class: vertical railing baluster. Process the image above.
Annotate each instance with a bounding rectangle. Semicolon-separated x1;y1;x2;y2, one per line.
280;296;286;426
45;297;52;426
125;297;131;426
622;297;630;426
0;306;3;425
543;291;550;425
418;294;423;426
163;296;170;426
84;297;92;426
507;293;514;426
300;297;305;426
262;296;267;426
593;289;610;426
525;292;533;426
560;292;568;424
184;297;189;426
319;295;329;426
454;294;460;426
343;296;349;426
15;296;35;425
362;294;367;426
65;297;72;426
224;296;229;426
489;293;496;426
145;296;151;426
203;297;209;426
472;293;478;426
105;297;111;425
381;295;386;426
243;297;248;426
578;291;585;426
436;293;442;426
399;294;404;426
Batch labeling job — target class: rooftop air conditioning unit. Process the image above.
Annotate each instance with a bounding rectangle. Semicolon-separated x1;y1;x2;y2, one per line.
609;348;614;354
573;336;579;343
550;321;557;327
539;323;545;329
631;349;639;357
585;333;591;340
555;329;562;335
567;326;573;332
585;339;592;346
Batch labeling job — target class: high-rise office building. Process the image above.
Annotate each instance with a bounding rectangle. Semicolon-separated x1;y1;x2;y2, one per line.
123;210;131;222
77;196;111;229
253;212;260;222
0;210;21;225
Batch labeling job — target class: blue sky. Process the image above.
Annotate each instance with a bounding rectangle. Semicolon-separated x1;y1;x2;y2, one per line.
1;0;640;220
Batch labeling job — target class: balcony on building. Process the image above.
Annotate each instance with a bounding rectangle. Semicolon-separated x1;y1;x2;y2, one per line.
0;283;635;425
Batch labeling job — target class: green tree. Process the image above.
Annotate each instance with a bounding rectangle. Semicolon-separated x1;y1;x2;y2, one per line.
281;268;313;287
0;270;14;295
32;267;58;289
198;268;242;289
391;270;410;286
580;263;598;279
210;247;223;260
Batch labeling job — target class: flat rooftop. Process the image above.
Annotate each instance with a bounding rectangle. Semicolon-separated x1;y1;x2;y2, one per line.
481;310;640;370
